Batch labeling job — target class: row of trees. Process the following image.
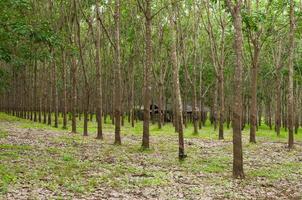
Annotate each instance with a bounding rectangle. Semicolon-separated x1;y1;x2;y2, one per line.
1;0;302;178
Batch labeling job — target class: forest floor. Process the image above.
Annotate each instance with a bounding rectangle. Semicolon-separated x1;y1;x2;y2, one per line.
0;113;302;200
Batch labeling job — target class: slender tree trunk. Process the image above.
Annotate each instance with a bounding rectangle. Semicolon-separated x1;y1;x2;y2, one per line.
288;0;295;149
114;0;122;145
47;61;52;126
294;86;299;134
83;95;89;136
158;81;164;129
249;45;260;143
30;63;33;121
258;102;262;127
241;96;246;130
170;1;186;160
142;0;152;149
213;81;218;130
227;105;231;129
199;71;203;129
130;63;135;128
43;62;47;124
95;3;103;139
268;101;272;130
218;69;224;139
33;59;37;122
62;49;67;129
275;68;281;136
71;39;77;133
38;66;42;123
226;0;245;178
51;48;59;128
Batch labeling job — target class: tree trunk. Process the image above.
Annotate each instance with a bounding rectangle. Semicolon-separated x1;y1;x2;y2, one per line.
95;3;103;139
249;44;260;143
213;81;218;130
199;71;203;129
38;66;42;123
43;62;47;124
218;70;224;139
170;2;186;160
158;81;164;129
288;0;294;149
62;49;67;129
114;0;122;145
258;102;262;127
52;48;59;128
225;0;245;178
268;101;272;130
130;63;135;128
142;0;152;149
275;67;281;136
33;59;37;122
47;61;52;126
294;86;299;134
83;95;89;136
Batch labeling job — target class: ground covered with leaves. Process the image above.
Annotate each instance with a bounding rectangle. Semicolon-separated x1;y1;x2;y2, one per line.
0;113;301;199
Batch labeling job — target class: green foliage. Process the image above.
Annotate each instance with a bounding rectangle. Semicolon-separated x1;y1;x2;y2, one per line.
0;164;17;194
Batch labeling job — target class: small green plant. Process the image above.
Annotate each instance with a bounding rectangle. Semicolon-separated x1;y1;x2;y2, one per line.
0;130;7;139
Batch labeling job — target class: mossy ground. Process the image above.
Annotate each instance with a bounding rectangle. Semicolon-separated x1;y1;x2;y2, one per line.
0;112;301;199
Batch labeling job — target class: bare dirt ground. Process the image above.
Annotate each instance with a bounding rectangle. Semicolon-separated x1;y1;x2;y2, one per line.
0;120;301;200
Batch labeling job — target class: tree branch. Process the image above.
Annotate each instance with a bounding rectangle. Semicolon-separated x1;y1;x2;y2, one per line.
96;12;116;50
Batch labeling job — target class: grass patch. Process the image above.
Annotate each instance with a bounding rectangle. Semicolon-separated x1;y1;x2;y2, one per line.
62;153;75;162
249;162;302;180
0;164;16;194
180;155;231;174
0;144;32;150
242;123;302;142
202;156;230;173
129;171;169;187
95;163;169;188
1;112;301;143
0;130;8;139
0;151;19;160
0;164;24;194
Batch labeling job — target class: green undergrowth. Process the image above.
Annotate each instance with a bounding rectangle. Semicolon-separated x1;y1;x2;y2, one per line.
0;112;302;197
0;164;18;194
0;144;33;194
181;155;231;173
1;112;300;142
0;141;171;195
249;162;302;180
241;123;302;142
0;129;7;139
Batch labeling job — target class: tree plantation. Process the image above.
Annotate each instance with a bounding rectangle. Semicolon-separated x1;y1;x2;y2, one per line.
0;0;302;199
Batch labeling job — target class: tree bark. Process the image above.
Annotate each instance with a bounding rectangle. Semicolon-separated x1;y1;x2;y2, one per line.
33;59;37;122
288;0;295;149
249;44;260;143
47;61;52;126
274;42;282;136
170;1;186;160
225;0;245;179
62;49;67;129
53;48;59;128
218;69;224;139
142;0;152;149
114;0;122;145
95;2;103;139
